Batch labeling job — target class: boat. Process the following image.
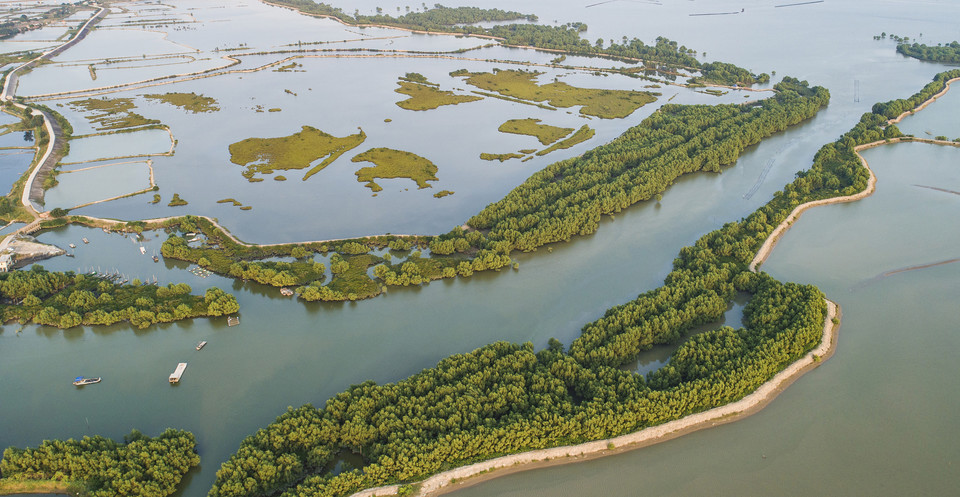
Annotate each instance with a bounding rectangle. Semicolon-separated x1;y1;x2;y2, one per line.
169;362;187;384
73;376;101;386
69;243;76;248
280;287;294;296
82;237;89;244
196;340;207;351
139;246;146;255
153;255;159;262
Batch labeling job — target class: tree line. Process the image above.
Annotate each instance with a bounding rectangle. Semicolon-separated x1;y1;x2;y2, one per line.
0;429;200;497
896;41;960;65
270;1;767;85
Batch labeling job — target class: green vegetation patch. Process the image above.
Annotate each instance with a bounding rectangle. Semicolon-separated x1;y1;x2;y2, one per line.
536;125;595;156
0;428;199;497
498;118;573;145
228;126;366;181
480;152;524;162
352;148;438;190
454;69;658;119
68;97;159;131
168;193;188;206
395;80;482;111
434;190;454;198
144;92;220;113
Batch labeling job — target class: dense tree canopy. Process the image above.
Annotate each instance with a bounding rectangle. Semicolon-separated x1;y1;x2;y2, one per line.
0;429;200;497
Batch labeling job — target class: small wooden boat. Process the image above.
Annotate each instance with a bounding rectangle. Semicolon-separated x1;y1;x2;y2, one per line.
196;340;207;351
73;376;101;386
69;243;76;248
82;237;89;244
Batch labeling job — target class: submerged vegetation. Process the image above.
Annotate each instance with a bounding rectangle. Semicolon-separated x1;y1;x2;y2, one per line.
453;69;659;119
144;92;220;113
0;429;199;497
228;126;366;181
68;97;159;131
0;265;239;329
352;148;438;191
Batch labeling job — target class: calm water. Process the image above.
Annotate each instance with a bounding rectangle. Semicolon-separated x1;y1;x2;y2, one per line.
2;1;959;496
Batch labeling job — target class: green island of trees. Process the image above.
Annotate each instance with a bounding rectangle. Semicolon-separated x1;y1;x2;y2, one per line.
0;265;239;329
433;190;454;198
896;41;960;64
497;118;574;145
68;97;160;131
144;92;220;113
394;73;482;111
200;68;952;497
0;429;199;497
351;147;439;191
452;69;659;119
228;126;366;182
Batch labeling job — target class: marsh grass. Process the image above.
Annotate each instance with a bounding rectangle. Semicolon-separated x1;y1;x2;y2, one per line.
144;92;220;113
352;148;438;190
229;126;366;181
498;118;573;145
536;125;595;155
479;152;524;162
68;97;159;131
456;69;657;119
394;81;482;111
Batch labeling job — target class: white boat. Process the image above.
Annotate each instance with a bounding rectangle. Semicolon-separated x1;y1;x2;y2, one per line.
196;340;207;351
139;246;146;255
169;363;187;384
73;376;101;386
69;243;76;248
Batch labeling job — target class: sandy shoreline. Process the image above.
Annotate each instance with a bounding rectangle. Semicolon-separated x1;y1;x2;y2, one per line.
351;299;839;497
